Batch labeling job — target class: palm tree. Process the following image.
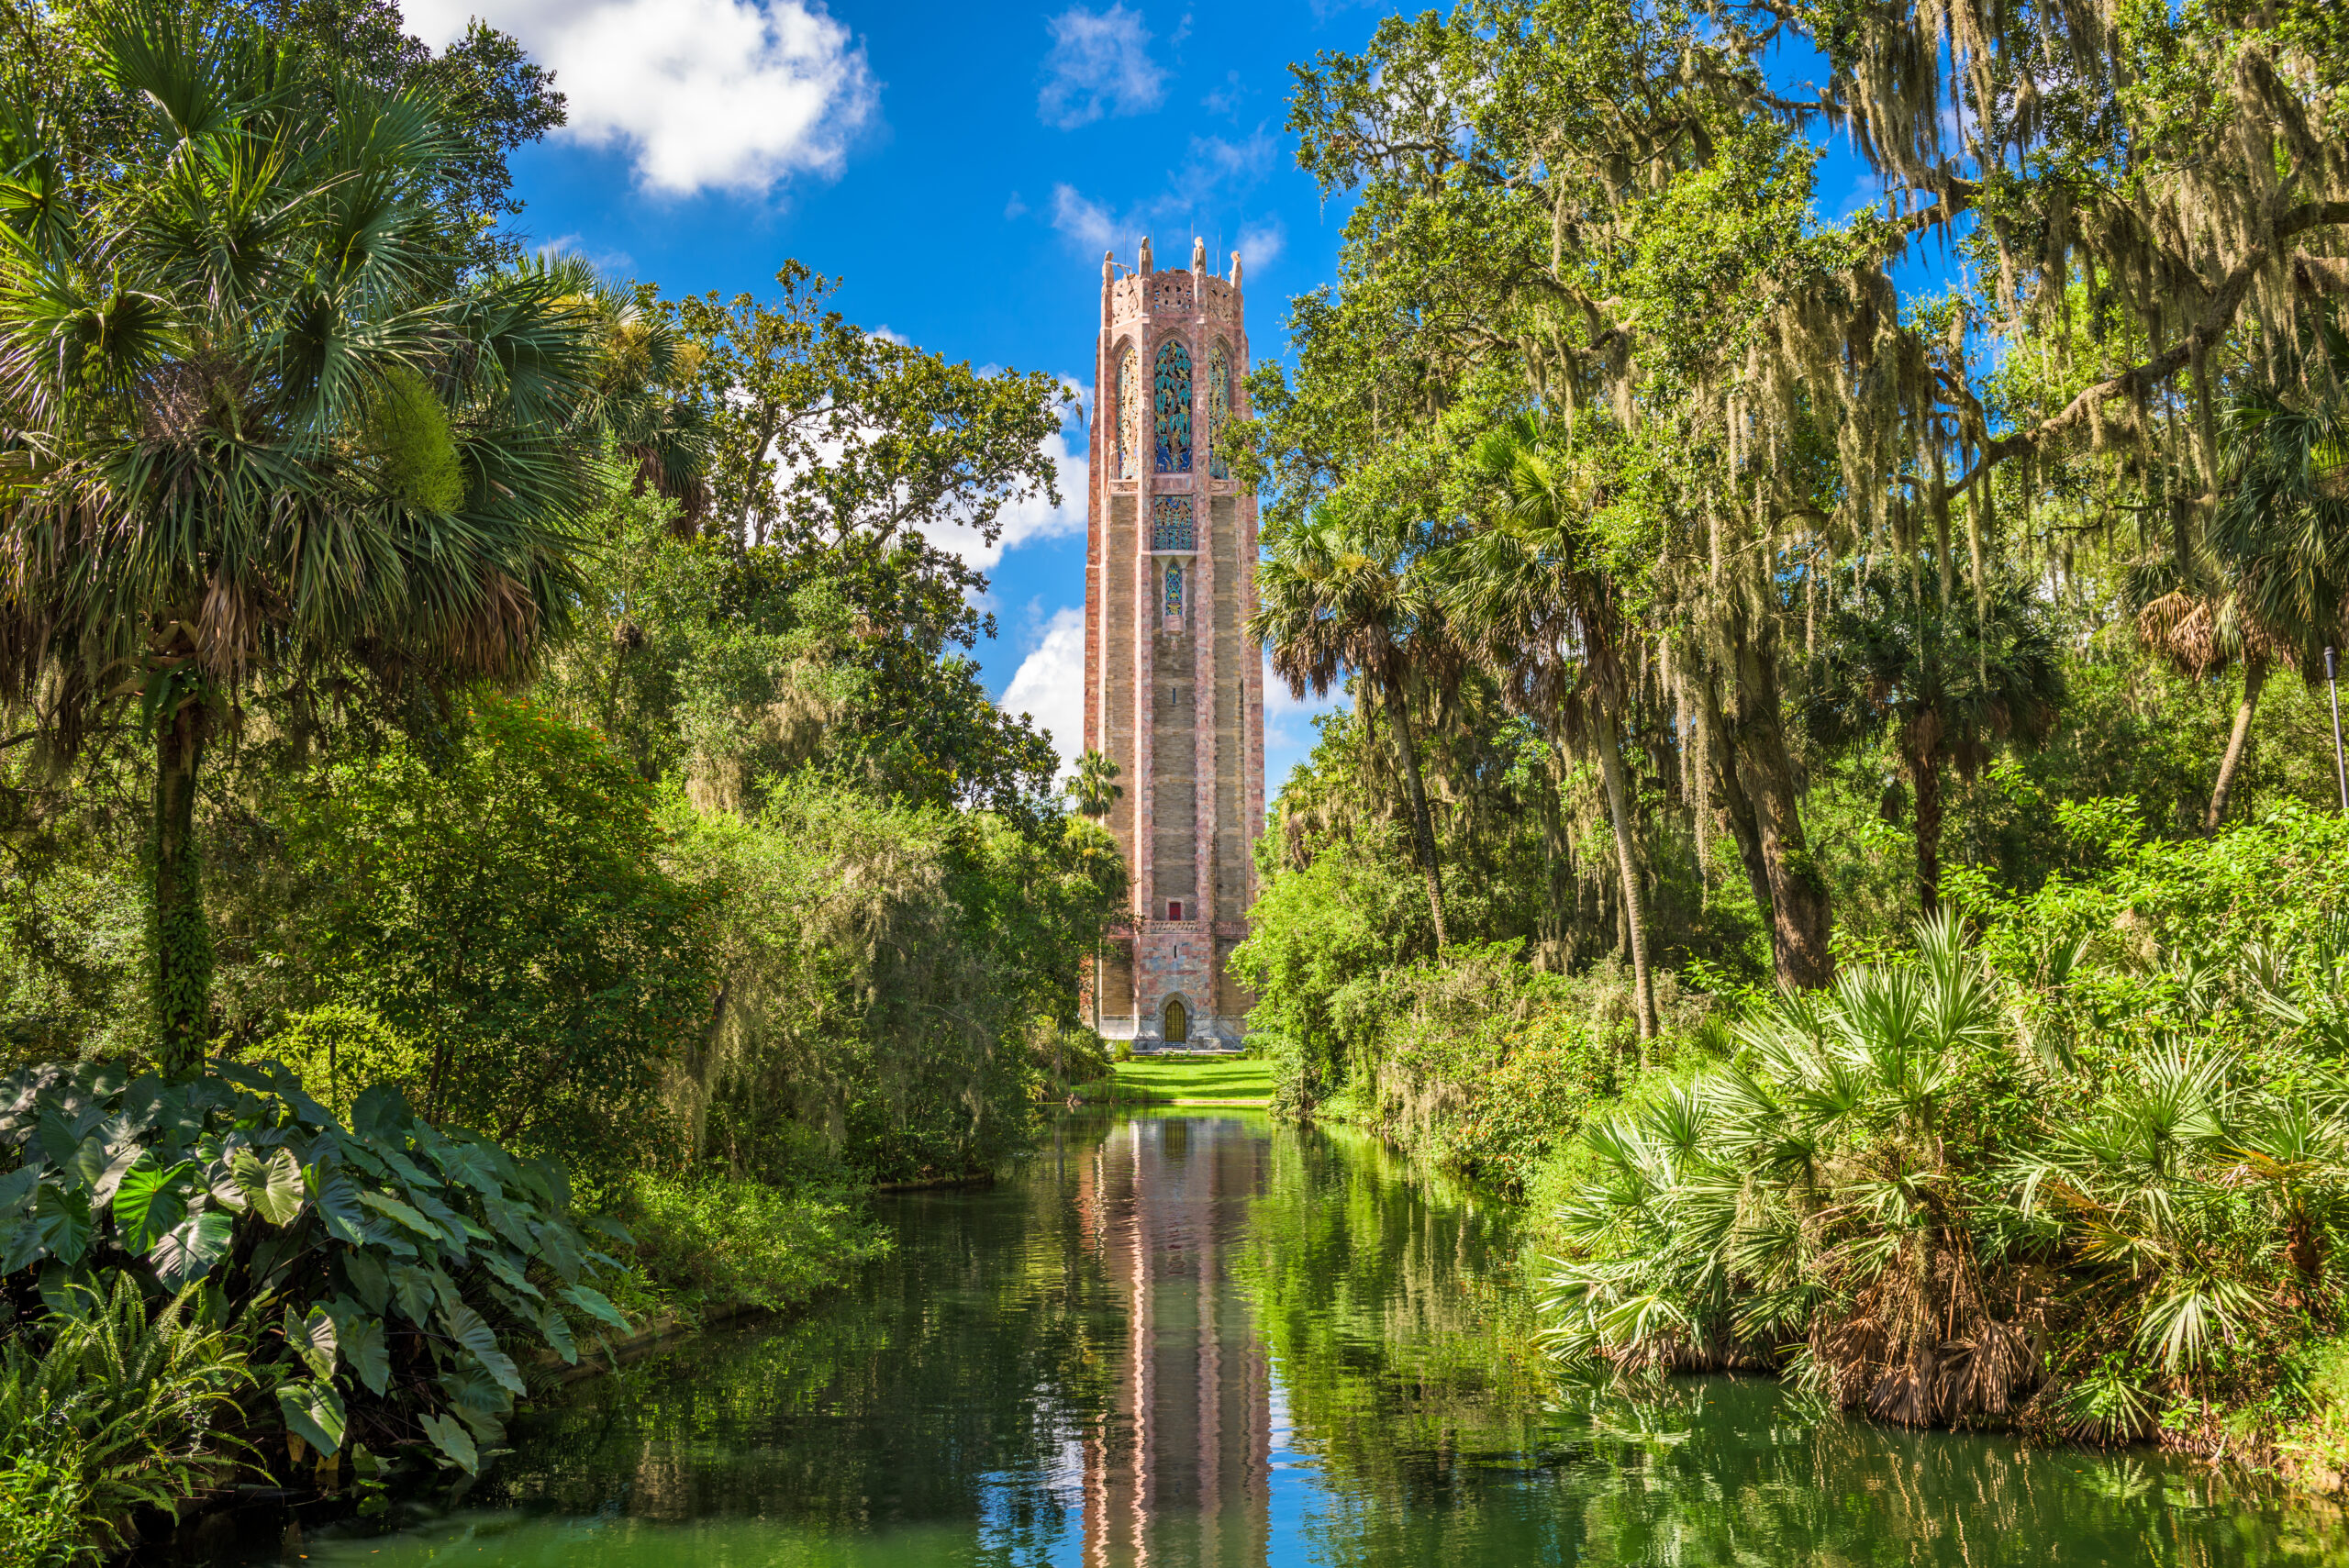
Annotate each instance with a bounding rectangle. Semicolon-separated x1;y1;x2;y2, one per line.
2197;315;2349;814
2130;547;2288;833
1250;518;1452;951
1457;416;1655;1039
1802;570;2065;913
0;9;605;1077
1066;748;1123;819
1065;749;1123;1024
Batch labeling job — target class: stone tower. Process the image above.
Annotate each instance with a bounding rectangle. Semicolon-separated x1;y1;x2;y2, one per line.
1084;237;1264;1049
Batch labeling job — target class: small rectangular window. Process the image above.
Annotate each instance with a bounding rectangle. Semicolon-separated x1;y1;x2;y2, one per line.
1168;901;1183;921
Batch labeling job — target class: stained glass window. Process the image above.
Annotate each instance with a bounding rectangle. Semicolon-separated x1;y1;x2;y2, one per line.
1116;343;1140;481
1151;496;1193;550
1154;339;1192;473
1208;340;1231;481
1163;560;1185;619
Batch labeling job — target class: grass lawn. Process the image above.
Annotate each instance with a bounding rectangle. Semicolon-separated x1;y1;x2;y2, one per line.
1077;1054;1273;1105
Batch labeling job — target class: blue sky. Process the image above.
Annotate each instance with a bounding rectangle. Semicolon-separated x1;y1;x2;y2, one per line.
399;0;1893;792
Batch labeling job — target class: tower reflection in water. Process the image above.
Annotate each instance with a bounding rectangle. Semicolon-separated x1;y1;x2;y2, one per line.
1075;1116;1274;1567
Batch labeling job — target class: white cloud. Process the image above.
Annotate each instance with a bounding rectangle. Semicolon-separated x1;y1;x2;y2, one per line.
1046;133;1280;273
1051;183;1122;253
404;0;876;197
1003;606;1088;779
1038;4;1165;130
1235;216;1286;271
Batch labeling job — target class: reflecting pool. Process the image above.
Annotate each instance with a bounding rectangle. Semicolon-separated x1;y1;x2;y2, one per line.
160;1112;2349;1566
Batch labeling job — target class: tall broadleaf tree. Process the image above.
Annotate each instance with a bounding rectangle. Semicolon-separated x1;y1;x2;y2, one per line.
0;6;605;1077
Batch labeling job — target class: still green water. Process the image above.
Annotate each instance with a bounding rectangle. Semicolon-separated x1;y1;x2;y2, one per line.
166;1112;2348;1566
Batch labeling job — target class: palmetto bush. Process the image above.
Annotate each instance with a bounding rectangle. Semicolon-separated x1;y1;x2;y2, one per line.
1542;907;2349;1440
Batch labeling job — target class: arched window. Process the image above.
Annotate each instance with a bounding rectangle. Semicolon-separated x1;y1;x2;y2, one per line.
1208;340;1232;481
1116;342;1141;481
1154;339;1191;473
1163;560;1185;620
1163;996;1189;1045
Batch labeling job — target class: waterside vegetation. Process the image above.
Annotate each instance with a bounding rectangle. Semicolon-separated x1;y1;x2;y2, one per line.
1232;0;2349;1489
0;4;1118;1557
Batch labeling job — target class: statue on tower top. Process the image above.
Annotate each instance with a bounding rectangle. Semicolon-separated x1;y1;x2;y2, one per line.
1139;235;1152;274
1192;235;1206;274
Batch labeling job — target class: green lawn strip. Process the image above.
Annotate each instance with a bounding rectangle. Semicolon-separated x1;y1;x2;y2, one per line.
1077;1055;1273;1104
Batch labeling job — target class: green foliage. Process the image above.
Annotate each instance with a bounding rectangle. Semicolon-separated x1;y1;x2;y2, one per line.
270;697;714;1190
1538;819;2349;1452
0;1059;630;1478
618;1173;888;1317
261;1006;426;1122
367;365;466;513
0;1273;251;1563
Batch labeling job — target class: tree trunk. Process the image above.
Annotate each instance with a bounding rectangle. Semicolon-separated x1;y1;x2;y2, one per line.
1699;674;1777;929
1593;706;1657;1040
1912;751;1944;915
1384;684;1449;952
1537;748;1575;972
1730;646;1833;988
2205;659;2267;833
152;700;213;1079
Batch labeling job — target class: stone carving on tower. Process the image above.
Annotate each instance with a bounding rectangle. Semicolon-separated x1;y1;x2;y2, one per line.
1084;239;1264;1048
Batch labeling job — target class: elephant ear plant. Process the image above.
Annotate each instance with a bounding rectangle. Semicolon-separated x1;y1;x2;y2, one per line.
0;1061;632;1477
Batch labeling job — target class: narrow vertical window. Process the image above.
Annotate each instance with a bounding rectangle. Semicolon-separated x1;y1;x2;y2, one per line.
1208;340;1231;481
1154;339;1192;473
1117;343;1140;481
1163;561;1185;620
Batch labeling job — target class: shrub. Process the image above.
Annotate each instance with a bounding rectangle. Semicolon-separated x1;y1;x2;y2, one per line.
619;1173;888;1316
0;1060;631;1479
0;1273;252;1563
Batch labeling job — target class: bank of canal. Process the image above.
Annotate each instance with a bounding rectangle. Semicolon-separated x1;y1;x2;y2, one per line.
158;1111;2349;1566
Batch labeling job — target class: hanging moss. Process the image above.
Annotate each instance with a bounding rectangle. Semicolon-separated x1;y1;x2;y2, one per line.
369;364;464;514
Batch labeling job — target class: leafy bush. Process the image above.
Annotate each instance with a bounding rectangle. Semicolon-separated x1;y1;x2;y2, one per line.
619;1173;888;1316
0;1060;631;1478
0;1274;252;1563
1542;871;2349;1450
271;697;715;1193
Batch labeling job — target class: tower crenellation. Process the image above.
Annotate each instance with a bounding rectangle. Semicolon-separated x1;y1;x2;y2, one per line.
1084;237;1264;1048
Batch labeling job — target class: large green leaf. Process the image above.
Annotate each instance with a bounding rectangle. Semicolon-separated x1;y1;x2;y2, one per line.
112;1155;195;1251
558;1284;629;1332
277;1377;348;1457
149;1208;234;1287
0;1165;38;1217
340;1248;392;1314
334;1309;392;1396
478;1247;540;1299
536;1303;577;1364
234;1146;306;1226
286;1303;338;1380
0;1219;41;1273
32;1183;92;1265
530;1218;583;1280
440;1299;525;1395
360;1189;449;1243
308;1163;368;1246
418;1411;478;1474
68;1135;140;1204
387;1262;439;1325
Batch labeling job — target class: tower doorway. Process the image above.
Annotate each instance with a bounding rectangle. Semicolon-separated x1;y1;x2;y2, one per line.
1163;997;1189;1045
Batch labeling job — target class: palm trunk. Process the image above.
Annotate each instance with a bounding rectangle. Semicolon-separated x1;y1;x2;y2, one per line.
1593;707;1656;1040
1730;646;1833;988
1912;752;1944;915
152;700;213;1079
1384;683;1448;952
2205;660;2267;833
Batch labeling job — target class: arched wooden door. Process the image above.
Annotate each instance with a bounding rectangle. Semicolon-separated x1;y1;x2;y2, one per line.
1163;997;1189;1045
